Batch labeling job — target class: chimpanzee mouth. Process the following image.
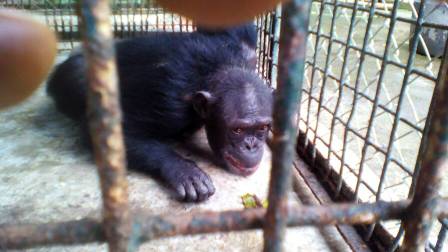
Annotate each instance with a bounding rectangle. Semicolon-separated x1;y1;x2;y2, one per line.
223;152;259;176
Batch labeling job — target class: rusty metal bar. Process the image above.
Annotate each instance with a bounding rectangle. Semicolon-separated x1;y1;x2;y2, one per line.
434;220;447;252
400;32;448;252
269;5;282;88
263;0;312;251
78;0;131;251
2;200;448;250
0;218;104;249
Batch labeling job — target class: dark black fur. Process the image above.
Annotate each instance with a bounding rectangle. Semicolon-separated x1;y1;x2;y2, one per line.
47;23;273;202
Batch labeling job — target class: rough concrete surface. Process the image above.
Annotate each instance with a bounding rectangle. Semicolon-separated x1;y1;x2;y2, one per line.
0;62;351;251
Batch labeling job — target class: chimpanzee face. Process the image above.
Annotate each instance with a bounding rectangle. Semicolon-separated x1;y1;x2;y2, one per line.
216;112;272;176
193;68;273;176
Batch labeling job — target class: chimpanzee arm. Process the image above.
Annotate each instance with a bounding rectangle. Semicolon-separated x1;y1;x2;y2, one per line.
124;136;215;202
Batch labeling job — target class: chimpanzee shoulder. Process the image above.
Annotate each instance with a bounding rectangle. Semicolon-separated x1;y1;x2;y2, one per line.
108;30;256;138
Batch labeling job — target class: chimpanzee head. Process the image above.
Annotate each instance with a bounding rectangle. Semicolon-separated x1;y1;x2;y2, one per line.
193;67;273;176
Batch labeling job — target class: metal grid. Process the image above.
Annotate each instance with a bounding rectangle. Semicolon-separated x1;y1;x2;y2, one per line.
0;0;194;50
1;0;448;251
300;0;448;250
256;5;282;87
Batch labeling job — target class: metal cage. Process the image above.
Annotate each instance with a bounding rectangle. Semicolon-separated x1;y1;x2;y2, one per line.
299;0;448;250
0;0;447;251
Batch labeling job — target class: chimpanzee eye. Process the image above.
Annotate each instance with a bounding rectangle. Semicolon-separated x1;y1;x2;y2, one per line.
259;124;269;131
233;128;243;134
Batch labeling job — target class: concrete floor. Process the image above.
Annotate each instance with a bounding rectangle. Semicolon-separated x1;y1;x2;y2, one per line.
0;75;352;251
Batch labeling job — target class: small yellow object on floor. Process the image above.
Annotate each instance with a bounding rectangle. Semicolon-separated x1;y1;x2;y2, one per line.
241;193;269;209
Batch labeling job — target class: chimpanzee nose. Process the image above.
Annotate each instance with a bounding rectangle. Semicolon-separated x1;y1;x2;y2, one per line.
244;137;258;152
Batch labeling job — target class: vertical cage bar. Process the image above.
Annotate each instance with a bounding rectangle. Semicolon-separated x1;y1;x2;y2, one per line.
325;0;360;179
400;41;448;251
78;0;132;251
265;11;274;82
311;0;338;155
303;0;327;149
263;0;311;251
258;15;265;74
261;13;270;80
434;221;447;252
269;4;282;89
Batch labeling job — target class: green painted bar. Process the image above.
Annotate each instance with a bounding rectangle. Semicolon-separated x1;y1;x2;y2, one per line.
263;0;312;251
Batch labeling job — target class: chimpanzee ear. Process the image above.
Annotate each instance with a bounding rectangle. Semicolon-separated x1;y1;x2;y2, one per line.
192;91;215;118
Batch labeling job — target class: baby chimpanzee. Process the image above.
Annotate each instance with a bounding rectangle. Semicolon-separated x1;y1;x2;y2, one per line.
47;23;273;202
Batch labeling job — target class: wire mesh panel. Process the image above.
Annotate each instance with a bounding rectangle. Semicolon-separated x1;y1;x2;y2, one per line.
256;6;281;86
0;0;194;50
300;0;448;250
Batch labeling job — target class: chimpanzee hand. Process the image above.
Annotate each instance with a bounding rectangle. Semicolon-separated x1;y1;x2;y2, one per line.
162;159;215;202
